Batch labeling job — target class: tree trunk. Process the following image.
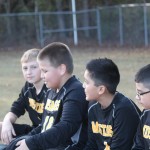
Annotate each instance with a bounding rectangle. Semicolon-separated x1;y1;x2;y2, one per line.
4;0;12;41
55;0;66;38
83;0;90;38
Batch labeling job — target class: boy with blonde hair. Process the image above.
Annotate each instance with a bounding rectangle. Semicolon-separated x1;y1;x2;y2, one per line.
0;49;47;145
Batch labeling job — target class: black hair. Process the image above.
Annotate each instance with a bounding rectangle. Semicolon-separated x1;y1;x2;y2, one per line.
38;42;73;74
86;58;120;94
135;64;150;89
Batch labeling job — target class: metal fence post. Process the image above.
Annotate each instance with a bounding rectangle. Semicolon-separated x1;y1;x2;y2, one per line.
143;4;148;47
96;8;102;45
39;13;44;47
119;6;123;46
71;0;78;45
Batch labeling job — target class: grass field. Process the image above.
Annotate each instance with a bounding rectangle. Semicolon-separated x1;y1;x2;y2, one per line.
0;46;149;124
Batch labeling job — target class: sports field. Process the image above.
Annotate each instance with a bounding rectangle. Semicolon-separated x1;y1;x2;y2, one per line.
0;46;149;124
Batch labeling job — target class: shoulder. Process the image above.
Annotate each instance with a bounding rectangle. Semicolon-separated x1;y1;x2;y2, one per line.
141;109;150;118
22;82;34;96
113;92;141;117
114;92;138;109
68;76;83;90
24;82;34;90
64;76;85;97
88;102;99;113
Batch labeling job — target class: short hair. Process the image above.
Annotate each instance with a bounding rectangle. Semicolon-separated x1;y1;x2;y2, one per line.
38;42;74;74
86;58;120;94
135;64;150;89
21;48;40;63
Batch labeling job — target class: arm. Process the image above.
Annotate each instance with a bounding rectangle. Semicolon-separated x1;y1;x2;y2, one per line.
10;83;28;118
1;83;28;144
1;112;18;144
25;100;85;150
110;106;140;150
132;119;145;150
27;124;42;136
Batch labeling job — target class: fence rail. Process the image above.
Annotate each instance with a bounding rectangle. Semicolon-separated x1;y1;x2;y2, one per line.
0;3;150;47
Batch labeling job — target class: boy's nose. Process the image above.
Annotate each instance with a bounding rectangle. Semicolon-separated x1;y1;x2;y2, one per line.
27;69;32;74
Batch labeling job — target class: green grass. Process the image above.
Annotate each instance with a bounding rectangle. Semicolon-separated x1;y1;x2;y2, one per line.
0;47;149;123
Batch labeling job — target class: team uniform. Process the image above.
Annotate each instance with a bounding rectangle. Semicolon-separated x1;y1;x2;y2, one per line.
23;76;88;150
132;109;150;150
84;92;141;150
10;81;47;136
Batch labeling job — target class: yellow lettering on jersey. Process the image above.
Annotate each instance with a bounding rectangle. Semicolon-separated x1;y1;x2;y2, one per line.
106;125;113;137
143;125;150;139
29;98;44;113
91;121;113;137
45;99;61;111
104;141;110;150
92;121;99;133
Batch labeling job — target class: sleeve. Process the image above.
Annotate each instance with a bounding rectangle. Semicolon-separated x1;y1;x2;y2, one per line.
25;99;86;150
27;124;42;136
10;83;28;117
131;119;145;150
83;110;98;150
110;106;140;150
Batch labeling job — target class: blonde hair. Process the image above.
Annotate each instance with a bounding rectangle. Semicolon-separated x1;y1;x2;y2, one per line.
21;48;40;63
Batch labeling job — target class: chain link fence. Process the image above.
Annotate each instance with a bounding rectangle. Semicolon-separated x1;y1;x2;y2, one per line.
0;3;150;47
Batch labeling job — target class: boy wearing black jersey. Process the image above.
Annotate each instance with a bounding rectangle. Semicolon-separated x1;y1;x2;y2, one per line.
132;64;150;150
83;58;141;150
0;49;47;144
15;42;88;150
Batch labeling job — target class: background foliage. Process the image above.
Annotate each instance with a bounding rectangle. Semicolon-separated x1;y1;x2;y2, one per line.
0;0;147;13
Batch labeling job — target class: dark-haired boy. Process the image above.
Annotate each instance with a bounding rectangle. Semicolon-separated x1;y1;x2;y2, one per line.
83;58;141;150
14;42;88;150
132;64;150;150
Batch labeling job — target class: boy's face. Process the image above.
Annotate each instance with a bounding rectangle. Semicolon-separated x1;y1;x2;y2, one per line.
136;82;150;109
83;69;100;101
38;58;61;89
22;60;41;84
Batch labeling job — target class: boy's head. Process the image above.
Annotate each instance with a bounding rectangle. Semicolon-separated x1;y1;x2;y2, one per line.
21;48;42;84
135;64;150;109
37;42;74;89
83;58;120;101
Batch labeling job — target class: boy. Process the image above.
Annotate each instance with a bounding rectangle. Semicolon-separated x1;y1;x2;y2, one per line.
0;49;47;144
14;42;88;150
132;64;150;150
83;58;141;150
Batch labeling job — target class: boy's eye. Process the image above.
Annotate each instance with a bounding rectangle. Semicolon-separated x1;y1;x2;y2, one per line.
42;69;47;73
31;66;37;69
23;67;27;70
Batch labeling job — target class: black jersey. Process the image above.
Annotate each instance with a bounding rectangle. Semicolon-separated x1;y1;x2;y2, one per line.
10;82;47;127
84;92;141;150
25;76;88;150
132;109;150;150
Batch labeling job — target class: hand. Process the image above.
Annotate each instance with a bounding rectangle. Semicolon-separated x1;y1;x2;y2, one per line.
15;139;29;150
1;121;16;144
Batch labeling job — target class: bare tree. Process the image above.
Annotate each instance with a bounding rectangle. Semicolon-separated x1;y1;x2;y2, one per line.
83;0;90;38
55;0;66;38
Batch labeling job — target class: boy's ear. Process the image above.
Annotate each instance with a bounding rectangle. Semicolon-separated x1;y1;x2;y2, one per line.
59;64;66;75
98;85;106;95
